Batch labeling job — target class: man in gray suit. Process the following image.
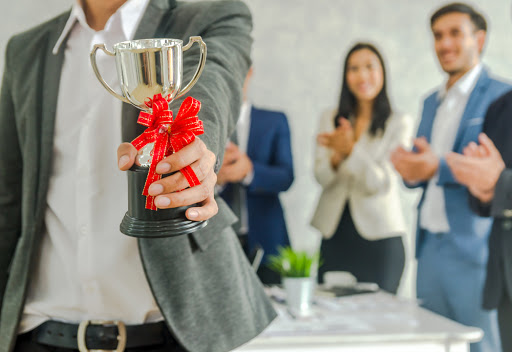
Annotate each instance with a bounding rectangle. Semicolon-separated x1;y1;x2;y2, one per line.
0;0;276;351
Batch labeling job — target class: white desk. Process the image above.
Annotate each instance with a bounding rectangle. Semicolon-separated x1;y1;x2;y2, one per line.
234;290;482;352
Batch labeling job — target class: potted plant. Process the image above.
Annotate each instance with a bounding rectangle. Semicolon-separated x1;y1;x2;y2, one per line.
267;246;321;315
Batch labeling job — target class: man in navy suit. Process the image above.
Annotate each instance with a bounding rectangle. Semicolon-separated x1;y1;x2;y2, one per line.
391;3;511;352
446;90;512;351
218;68;294;284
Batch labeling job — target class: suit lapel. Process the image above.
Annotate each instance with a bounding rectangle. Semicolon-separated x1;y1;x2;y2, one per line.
452;69;490;151
418;95;440;143
122;0;177;142
135;0;176;39
36;14;68;221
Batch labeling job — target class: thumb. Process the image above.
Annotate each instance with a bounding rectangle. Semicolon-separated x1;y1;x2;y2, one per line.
414;137;430;153
117;142;138;171
340;118;352;130
478;133;499;158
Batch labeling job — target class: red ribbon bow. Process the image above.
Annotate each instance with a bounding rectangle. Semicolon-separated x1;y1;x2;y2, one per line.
131;94;204;210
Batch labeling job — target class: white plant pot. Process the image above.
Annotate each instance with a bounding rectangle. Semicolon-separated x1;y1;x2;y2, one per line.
282;277;315;315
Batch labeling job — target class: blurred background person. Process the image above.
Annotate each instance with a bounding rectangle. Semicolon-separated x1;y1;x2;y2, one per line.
311;42;413;294
446;88;512;351
218;67;294;285
391;3;511;352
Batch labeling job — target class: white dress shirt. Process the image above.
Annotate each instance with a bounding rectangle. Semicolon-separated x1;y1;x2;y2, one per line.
237;101;254;186
420;64;482;233
234;101;252;234
19;0;164;334
236;102;251;157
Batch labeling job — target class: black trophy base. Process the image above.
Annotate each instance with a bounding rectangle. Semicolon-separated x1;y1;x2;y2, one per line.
120;165;208;238
120;213;208;238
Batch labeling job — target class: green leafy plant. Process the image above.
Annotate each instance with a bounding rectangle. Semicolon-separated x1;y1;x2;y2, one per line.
267;246;321;278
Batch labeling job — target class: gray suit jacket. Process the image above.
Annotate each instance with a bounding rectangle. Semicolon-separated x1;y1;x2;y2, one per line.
0;1;276;351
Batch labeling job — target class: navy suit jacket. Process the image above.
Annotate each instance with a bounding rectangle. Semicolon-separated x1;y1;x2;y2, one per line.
221;106;294;261
469;90;512;309
410;69;511;265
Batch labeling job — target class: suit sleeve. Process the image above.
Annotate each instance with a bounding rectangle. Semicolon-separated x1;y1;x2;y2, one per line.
342;113;415;194
468;92;512;217
247;114;294;195
489;169;512;218
169;1;253;171
469;193;492;217
0;38;22;306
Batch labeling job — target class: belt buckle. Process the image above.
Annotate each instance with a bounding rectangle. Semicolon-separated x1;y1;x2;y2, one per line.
77;320;127;352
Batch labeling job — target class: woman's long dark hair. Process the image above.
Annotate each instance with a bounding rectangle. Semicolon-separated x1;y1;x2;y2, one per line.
335;43;392;136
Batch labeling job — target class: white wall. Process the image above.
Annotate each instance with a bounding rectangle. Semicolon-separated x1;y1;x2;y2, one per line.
2;0;512;296
0;0;69;71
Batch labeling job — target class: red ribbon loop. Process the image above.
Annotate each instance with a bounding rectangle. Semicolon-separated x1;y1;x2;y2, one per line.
131;94;204;210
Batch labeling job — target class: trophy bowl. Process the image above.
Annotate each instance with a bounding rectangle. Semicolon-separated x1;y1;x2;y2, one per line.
90;37;208;238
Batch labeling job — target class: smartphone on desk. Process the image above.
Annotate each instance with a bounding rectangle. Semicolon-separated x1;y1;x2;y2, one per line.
316;282;379;297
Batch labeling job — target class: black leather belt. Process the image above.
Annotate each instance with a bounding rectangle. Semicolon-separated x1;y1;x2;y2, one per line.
23;320;168;351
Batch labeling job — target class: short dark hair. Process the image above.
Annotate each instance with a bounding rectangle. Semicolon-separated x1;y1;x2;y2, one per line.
335;43;392;137
430;3;487;31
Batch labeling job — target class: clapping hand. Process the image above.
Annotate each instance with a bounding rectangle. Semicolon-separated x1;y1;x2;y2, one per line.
446;133;505;203
391;137;439;184
317;117;355;168
216;142;254;185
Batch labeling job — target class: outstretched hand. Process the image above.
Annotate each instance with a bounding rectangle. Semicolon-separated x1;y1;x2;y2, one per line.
117;137;218;221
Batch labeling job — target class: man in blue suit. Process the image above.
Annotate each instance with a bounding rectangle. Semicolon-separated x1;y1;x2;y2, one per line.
391;3;511;352
218;68;294;284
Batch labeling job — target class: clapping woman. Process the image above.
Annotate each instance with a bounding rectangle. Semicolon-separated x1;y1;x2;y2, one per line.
311;43;413;293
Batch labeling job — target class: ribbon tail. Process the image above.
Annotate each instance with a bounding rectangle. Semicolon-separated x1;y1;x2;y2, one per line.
180;165;201;188
146;195;157;211
142;135;169;210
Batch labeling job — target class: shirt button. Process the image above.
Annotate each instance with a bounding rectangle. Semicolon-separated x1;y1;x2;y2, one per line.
80;226;87;235
502;220;512;231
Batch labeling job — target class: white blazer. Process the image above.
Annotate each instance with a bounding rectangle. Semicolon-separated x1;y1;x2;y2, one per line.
311;109;414;240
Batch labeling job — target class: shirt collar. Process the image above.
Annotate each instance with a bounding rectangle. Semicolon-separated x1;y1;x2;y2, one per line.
52;0;150;55
438;63;483;101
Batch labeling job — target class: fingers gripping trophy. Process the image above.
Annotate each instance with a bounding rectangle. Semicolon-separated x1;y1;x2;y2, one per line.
90;37;208;238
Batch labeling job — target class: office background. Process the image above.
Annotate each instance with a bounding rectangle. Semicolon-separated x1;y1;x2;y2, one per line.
2;0;512;296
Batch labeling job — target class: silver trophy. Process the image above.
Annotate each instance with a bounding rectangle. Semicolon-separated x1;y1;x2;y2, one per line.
90;37;208;238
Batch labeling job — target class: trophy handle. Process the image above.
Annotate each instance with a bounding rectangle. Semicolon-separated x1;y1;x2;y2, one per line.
90;44;131;105
176;36;207;99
